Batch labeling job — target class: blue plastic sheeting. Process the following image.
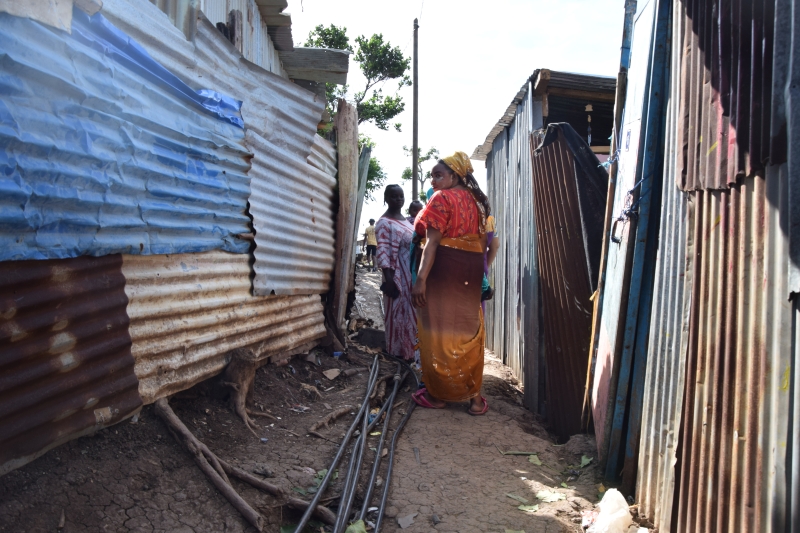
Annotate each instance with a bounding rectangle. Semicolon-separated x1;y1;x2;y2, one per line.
0;9;252;261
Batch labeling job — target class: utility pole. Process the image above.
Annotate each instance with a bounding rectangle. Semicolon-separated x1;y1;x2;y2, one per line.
412;18;419;201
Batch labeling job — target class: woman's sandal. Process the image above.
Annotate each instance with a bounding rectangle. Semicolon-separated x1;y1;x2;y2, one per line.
412;388;445;409
468;396;489;416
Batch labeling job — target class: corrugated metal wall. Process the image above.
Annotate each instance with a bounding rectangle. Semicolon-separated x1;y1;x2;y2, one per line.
122;251;326;404
632;0;797;530
102;0;322;146
530;124;607;440
249;132;337;296
196;0;286;77
635;1;691;527
484;83;542;413
0;255;142;476
675;169;791;533
0;8;253;261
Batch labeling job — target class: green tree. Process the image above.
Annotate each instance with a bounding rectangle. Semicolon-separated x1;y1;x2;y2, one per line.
401;146;439;201
305;26;411;131
358;134;387;202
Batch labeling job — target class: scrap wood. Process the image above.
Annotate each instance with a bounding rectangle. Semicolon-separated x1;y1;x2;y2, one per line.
309;406;353;433
369;374;393;400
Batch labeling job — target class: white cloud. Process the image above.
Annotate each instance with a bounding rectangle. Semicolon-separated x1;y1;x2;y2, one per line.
287;0;624;232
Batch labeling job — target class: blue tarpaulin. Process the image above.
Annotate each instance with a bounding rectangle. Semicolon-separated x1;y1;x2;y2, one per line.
0;8;253;261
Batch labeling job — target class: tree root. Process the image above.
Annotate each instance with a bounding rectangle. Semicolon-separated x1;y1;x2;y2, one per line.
155;398;263;531
222;351;260;436
309;406;353;434
155;398;336;528
369;374;392;401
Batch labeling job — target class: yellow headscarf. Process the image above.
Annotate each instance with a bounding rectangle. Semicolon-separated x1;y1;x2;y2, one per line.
442;151;473;178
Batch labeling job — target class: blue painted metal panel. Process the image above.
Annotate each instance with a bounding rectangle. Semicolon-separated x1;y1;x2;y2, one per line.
605;0;672;483
592;0;656;464
0;8;252;261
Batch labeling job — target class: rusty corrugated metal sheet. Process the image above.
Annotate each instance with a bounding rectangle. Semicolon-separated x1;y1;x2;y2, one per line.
249;132;337;296
675;0;775;191
0;255;142;476
634;1;691;528
530;123;607;440
675;167;791;533
122;251;326;404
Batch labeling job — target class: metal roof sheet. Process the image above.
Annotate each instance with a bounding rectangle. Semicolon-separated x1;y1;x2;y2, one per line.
0;8;253;261
122;251;326;404
473;69;616;161
249;132;337;296
0;254;142;475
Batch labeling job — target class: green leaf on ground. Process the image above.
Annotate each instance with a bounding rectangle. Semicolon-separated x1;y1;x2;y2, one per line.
505;493;530;504
370;431;381;436
518;504;539;513
528;454;542;466
561;482;569;488
345;520;368;533
505;529;526;533
495;445;539;456
292;487;307;496
536;490;566;503
580;455;594;468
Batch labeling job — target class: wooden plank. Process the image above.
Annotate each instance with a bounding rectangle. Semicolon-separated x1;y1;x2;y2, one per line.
254;0;288;11
533;69;551;97
547;87;616;102
332;99;359;333
266;25;293;51
279;48;349;84
262;12;291;26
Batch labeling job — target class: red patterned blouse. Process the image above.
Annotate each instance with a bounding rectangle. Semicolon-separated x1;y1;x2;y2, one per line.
415;188;482;238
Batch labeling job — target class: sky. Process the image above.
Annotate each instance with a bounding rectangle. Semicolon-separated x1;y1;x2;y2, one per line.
286;0;625;235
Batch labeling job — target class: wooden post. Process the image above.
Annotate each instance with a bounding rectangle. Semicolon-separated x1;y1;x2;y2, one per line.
412;18;419;201
332;99;359;334
227;10;242;53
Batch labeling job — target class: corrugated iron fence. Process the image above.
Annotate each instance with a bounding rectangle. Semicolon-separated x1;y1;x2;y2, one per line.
485;83;543;414
0;0;346;476
596;0;800;530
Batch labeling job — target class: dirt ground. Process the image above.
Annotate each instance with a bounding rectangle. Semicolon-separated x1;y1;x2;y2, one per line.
0;267;606;533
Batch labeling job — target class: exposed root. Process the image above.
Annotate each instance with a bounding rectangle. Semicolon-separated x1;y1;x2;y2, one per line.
246;408;276;420
369;374;392;401
309;406;353;434
154;398;264;531
222;351;260;436
155;398;336;528
300;383;323;399
286;498;337;525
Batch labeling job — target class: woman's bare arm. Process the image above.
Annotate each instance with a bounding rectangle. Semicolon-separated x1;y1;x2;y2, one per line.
412;228;442;308
487;237;500;267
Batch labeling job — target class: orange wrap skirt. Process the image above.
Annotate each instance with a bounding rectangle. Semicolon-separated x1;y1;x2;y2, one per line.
416;236;485;402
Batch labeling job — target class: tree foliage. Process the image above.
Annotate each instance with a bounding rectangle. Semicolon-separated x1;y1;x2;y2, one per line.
358;134;386;202
401;146;439;201
304;26;410;131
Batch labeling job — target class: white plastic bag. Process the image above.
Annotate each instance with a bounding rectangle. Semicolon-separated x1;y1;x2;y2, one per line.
586;489;633;533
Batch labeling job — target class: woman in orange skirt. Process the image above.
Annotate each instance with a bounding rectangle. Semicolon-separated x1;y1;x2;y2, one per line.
411;151;490;415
